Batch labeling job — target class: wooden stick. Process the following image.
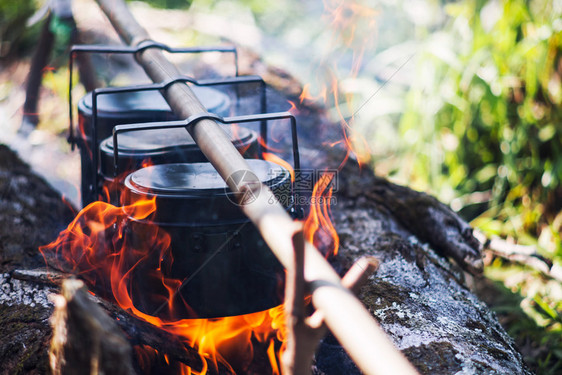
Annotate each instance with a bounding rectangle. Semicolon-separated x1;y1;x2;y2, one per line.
307;256;380;330
50;279;135;375
93;1;419;373
474;230;562;283
284;255;381;374
341;256;380;294
282;231;314;375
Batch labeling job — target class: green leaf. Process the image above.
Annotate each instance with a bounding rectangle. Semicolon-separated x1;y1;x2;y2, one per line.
534;295;561;322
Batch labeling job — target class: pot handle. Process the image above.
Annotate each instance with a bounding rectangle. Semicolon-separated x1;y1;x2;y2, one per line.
113;111;301;217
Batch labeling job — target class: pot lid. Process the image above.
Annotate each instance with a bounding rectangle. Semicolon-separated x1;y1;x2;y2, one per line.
104;125;255;154
81;86;230;116
127;160;287;195
123;160;291;224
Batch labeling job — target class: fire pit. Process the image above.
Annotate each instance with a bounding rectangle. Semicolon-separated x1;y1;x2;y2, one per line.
7;1;507;374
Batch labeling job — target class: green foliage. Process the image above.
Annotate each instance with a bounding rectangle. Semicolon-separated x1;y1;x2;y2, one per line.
480;275;562;374
0;0;36;59
401;0;562;239
397;1;562;372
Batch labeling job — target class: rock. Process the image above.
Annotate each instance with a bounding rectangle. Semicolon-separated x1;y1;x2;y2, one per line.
309;164;531;374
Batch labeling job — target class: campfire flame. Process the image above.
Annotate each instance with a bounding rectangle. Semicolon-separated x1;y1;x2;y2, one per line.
287;0;381;260
262;152;295;183
329;76;372;169
261;103;340;258
323;0;378;77
293;0;378;169
303;173;339;257
299;84;327;105
40;196;286;374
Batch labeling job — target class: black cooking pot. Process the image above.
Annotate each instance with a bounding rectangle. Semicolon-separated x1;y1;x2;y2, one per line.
76;87;230;206
122;160;291;318
99;124;258;204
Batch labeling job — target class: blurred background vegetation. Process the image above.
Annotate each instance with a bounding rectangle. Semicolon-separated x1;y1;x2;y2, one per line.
0;0;36;59
1;0;561;373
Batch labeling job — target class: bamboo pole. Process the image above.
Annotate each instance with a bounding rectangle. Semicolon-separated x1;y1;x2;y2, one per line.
93;1;418;374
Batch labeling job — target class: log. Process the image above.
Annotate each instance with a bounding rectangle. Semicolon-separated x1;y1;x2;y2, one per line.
49;279;135;375
0;272;53;374
0;144;75;271
310;159;532;374
6;267;231;375
364;175;483;275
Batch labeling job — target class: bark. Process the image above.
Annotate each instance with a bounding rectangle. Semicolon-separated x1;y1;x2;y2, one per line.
312;161;531;374
364;174;483;275
0;273;52;375
0;144;75;271
50;279;135;375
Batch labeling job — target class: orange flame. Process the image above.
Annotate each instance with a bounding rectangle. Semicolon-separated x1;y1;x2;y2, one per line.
258;136;284;153
78;114;93;160
323;0;376;167
287;100;298;114
262;152;295;183
40;196;287;374
299;84;328;105
230;123;256;157
61;194;78;217
303;173;339;258
329;76;372;168
293;0;377;170
322;0;378;77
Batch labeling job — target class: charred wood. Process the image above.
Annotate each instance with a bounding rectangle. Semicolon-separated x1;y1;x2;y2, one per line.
49;279;135;375
0;273;53;375
10;268;222;375
0;144;75;271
